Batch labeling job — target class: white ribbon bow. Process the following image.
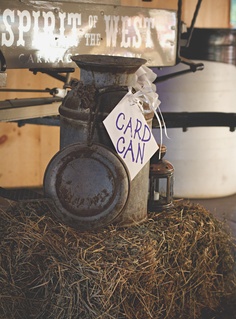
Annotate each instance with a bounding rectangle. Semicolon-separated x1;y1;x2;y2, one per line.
129;65;168;158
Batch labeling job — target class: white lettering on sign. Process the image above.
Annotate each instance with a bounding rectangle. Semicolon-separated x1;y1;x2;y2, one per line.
1;9;155;49
104;15;154;49
17;10;31;46
104;15;120;47
0;6;177;67
103;92;158;180
1;9;82;47
132;17;142;48
2;9;15;47
88;15;98;28
85;33;101;46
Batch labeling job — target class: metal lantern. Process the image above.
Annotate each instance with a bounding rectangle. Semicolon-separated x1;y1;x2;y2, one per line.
148;145;174;212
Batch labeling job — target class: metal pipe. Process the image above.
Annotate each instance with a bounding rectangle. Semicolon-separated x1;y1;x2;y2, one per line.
153;112;236;132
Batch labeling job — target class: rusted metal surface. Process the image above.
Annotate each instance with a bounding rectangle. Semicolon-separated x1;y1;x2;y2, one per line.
59;55;147;148
44;143;130;230
113;160;151;227
71;55;147;87
113;101;154;227
47;54;154;229
59;85;127;148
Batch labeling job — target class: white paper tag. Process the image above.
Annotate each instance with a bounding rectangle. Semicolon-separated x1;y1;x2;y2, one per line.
103;92;159;180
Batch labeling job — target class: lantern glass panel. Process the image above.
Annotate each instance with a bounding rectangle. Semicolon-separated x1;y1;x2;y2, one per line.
159;178;167;198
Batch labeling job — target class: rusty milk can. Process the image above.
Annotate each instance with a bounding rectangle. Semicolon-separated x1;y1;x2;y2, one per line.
44;54;154;230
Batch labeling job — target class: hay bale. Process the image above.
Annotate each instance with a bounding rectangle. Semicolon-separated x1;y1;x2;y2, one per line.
0;200;235;319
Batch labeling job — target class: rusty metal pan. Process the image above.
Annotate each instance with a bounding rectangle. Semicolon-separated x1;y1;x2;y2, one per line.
71;55;147;74
43;142;130;231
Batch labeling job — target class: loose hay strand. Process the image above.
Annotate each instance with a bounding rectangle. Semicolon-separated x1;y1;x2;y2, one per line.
0;200;235;319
